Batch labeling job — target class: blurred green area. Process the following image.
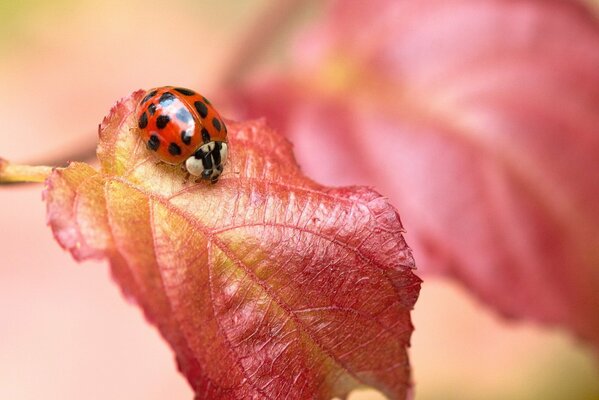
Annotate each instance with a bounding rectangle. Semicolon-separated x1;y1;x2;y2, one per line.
0;0;77;47
408;281;599;400
416;350;599;400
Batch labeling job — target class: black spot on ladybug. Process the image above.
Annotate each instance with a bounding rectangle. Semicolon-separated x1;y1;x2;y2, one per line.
181;130;192;145
203;96;211;105
212;118;221;132
194;101;208;119
138;112;148;129
141;90;157;105
212;141;222;165
176;107;192;123
147;134;160;151
174;87;195;96
168;142;182;156
148;103;157;116
156;115;170;129
201;127;211;143
159;92;176;106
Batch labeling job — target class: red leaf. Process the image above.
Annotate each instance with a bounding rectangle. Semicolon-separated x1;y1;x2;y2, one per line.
43;91;421;399
231;0;599;346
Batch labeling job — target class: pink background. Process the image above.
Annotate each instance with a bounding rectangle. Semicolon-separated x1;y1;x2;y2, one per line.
0;1;597;399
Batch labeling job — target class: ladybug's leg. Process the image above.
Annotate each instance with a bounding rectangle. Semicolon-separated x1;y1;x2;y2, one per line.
182;170;191;185
179;164;191;184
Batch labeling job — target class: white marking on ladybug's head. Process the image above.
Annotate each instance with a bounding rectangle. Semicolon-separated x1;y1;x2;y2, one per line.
199;142;215;153
185;156;204;177
219;142;229;165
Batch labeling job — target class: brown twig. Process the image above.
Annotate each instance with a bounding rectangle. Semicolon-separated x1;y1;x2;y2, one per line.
0;158;54;185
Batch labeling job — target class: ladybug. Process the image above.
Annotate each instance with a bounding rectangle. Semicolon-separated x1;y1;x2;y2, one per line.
136;86;228;183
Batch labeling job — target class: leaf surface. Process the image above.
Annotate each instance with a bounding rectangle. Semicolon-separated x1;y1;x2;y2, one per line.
231;0;599;346
44;91;420;400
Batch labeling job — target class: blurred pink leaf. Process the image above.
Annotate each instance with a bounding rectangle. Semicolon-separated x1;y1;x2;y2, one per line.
44;91;420;399
231;0;599;346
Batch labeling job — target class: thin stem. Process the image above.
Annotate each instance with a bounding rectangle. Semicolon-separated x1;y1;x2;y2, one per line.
0;158;54;185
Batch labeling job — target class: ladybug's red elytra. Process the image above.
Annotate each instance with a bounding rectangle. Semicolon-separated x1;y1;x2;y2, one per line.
136;86;228;183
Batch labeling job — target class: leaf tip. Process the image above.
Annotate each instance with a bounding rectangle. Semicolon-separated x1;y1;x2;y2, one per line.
99;89;145;139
